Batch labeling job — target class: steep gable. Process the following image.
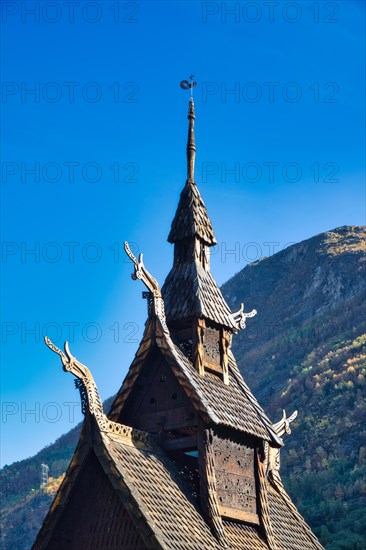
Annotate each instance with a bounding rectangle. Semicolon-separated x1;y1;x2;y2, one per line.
118;346;198;434
45;451;147;550
109;318;279;444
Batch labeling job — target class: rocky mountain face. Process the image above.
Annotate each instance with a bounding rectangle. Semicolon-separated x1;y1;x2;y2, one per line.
222;226;365;403
1;226;365;550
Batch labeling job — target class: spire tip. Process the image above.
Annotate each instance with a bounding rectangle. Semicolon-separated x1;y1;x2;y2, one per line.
180;77;197;182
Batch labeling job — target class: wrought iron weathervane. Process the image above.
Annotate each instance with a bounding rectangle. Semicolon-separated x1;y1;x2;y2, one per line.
180;74;197;97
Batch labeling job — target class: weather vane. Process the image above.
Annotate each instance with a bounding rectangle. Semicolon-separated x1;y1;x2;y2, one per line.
180;74;197;98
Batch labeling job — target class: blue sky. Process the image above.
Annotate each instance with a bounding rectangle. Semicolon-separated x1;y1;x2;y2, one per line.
1;0;365;466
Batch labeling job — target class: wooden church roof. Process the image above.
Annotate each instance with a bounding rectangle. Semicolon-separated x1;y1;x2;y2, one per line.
33;94;323;550
162;261;239;329
34;310;323;549
168;98;216;247
108;317;280;443
33;406;321;550
167;180;217;245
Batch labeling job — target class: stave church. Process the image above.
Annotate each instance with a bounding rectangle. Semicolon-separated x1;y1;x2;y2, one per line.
33;89;323;550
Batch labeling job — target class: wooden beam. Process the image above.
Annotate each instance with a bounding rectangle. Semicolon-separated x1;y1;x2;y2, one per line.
136;407;196;432
195;318;206;377
219;505;260;525
204;359;222;374
198;426;228;545
161;434;197;451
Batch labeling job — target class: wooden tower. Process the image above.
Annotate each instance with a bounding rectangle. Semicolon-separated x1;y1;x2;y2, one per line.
33;97;324;550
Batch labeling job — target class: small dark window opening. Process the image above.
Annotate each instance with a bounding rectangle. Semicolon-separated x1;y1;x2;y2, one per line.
200;242;206;268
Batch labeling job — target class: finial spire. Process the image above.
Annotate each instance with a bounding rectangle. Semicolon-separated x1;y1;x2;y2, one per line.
186;98;196;182
180;76;197;182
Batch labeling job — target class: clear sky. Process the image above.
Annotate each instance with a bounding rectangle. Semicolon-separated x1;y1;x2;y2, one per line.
1;0;365;466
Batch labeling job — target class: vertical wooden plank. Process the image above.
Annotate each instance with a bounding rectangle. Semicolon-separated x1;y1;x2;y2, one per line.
256;447;277;550
220;329;231;386
198;425;228;546
194;318;206;377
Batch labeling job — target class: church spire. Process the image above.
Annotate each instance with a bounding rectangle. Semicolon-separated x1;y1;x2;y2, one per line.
167;94;216;247
187;98;196;182
164;90;252;339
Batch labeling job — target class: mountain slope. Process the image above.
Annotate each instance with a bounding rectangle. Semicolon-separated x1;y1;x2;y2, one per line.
1;226;365;550
221;225;366;550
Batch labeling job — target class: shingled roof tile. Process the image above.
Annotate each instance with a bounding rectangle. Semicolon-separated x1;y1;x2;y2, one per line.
267;481;324;550
108;319;280;444
168;181;217;245
162;262;237;329
100;431;221;549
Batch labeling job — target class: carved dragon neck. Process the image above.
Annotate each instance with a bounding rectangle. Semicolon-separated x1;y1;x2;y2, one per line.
231;302;257;331
265;409;298;481
44;337;108;432
124;241;169;333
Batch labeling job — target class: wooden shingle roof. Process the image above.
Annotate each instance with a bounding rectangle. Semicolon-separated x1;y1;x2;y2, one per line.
34;416;322;550
223;521;268;549
102;429;323;549
98;430;221;549
109;318;281;445
33;95;323;550
105;428;324;550
162;261;238;330
267;480;324;550
167;180;217;245
33;420;220;550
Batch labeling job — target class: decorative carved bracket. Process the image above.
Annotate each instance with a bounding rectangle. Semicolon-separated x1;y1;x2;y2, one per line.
44;336;157;448
266;409;298;479
44;336;108;432
124;241;169;333
272;409;298;438
231;303;257;330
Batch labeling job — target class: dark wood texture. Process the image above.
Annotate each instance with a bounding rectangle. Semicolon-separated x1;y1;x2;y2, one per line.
198;427;227;545
46;452;147;550
213;433;258;521
120;349;197;434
